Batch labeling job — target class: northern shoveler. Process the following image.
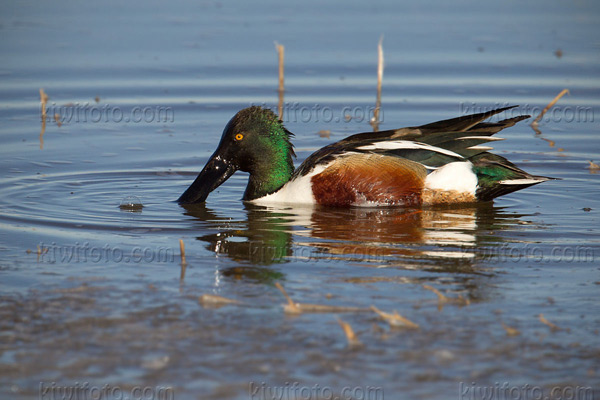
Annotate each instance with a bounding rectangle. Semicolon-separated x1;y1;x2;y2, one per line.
178;105;551;207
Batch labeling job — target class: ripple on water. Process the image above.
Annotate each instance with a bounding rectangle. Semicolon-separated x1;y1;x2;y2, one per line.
0;170;203;234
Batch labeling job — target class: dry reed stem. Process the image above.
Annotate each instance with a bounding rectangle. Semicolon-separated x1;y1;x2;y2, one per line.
370;36;384;132
199;294;241;306
179;239;186;264
275;282;302;314
36;245;48;262
422;284;448;303
531;88;570;127
179;239;187;281
422;284;469;310
456;294;471;306
370;306;419;329
39;122;45;149
337;318;361;347
275;42;285;119
39;88;48;149
274;282;365;314
501;322;521;336
40;88;48;118
296;304;366;313
530;124;542;135
539;313;560;331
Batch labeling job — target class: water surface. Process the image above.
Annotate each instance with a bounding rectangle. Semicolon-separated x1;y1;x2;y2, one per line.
1;0;599;399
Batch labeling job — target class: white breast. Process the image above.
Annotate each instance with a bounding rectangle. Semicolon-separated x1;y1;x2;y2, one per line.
424;161;477;194
251;164;329;205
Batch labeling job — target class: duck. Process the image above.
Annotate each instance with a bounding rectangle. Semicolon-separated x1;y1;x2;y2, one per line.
178;105;551;207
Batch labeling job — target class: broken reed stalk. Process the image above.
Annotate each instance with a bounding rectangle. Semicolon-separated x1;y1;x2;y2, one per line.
370;305;419;329
179;239;187;280
422;284;448;303
274;282;365;313
531;88;570;127
275;42;285;119
337;318;361;347
275;282;301;314
40;88;48;119
199;294;241;306
370;36;384;132
422;284;469;310
539;313;561;331
39;88;48;149
500;322;520;336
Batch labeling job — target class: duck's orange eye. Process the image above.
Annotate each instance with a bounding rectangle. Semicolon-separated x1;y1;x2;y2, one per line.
235;133;244;141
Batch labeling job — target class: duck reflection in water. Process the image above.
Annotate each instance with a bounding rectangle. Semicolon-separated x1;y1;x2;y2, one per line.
180;202;526;281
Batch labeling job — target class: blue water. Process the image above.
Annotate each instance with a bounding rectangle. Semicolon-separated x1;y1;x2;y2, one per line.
1;0;599;399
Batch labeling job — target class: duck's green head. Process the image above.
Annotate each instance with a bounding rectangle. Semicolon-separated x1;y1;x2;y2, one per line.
178;106;295;204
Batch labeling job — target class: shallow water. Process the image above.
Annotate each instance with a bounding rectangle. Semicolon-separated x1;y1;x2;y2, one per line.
1;0;600;399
